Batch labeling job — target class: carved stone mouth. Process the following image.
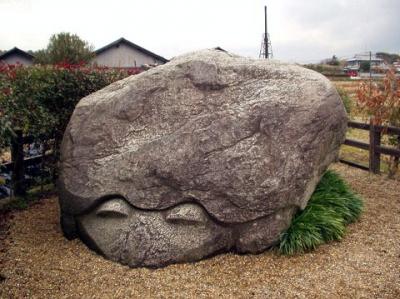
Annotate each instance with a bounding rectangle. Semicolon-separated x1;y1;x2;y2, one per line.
75;197;296;267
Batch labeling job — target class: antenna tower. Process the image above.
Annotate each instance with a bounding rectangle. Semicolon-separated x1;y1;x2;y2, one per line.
259;5;273;59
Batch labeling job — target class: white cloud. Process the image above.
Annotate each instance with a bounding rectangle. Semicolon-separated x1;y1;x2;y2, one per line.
0;0;398;62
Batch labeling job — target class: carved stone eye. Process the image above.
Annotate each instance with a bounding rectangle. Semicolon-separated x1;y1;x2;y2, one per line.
96;198;131;218
165;203;209;224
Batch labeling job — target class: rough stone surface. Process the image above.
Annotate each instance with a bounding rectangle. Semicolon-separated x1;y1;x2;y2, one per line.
58;49;347;267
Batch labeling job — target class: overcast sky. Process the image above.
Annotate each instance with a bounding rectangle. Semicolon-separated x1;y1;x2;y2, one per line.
1;0;399;63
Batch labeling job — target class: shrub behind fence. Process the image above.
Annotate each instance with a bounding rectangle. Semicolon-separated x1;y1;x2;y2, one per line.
0;62;138;193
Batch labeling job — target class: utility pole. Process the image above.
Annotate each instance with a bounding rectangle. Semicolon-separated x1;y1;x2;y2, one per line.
369;51;372;95
369;51;372;79
264;5;268;59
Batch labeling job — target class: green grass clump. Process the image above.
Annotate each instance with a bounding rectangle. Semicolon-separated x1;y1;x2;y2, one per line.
336;87;352;115
279;170;363;255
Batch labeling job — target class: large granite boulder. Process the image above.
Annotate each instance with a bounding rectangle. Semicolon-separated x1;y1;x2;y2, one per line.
59;49;347;268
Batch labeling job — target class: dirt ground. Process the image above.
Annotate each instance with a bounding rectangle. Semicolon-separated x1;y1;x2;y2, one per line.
0;163;399;298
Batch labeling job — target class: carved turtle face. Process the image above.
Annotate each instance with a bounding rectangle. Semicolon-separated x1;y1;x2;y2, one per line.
77;198;234;267
59;50;341;267
76;197;295;267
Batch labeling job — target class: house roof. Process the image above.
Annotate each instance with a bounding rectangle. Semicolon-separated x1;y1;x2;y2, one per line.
346;54;383;62
214;47;227;52
94;38;168;63
0;47;34;60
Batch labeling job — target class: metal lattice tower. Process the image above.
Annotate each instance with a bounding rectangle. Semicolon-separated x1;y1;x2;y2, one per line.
259;33;273;59
259;5;273;59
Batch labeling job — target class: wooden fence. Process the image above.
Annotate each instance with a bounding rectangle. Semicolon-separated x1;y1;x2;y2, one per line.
1;121;400;197
1;130;53;196
340;121;400;173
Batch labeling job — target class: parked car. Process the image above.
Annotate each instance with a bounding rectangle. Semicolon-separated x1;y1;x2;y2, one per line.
26;143;43;157
345;70;358;77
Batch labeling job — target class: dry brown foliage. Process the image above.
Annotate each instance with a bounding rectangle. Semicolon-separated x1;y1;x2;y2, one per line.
357;69;400;126
357;69;400;177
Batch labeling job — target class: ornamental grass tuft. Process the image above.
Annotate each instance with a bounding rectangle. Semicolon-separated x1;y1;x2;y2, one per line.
279;170;363;255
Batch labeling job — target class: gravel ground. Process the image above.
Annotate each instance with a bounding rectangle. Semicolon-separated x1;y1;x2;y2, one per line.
0;163;399;298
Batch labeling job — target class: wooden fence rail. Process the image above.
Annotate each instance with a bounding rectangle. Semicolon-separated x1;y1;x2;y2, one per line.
340;121;400;173
0;130;53;196
1;121;400;197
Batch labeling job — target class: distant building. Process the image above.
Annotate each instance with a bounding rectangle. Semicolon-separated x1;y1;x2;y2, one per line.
393;61;400;73
344;54;388;72
92;38;168;68
0;47;34;65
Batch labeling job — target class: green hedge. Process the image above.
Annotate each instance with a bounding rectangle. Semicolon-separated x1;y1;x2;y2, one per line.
0;64;135;149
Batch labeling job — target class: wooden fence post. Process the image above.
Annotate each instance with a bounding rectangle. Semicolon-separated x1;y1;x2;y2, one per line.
11;129;26;196
369;121;381;174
